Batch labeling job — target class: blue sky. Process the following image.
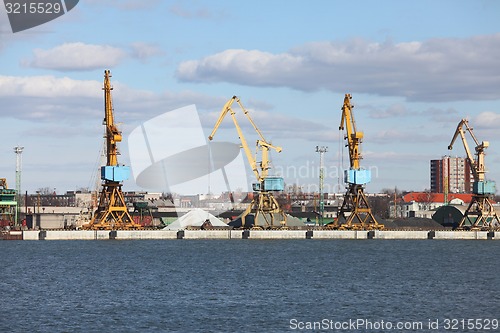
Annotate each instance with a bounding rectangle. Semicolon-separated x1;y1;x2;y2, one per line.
1;0;500;195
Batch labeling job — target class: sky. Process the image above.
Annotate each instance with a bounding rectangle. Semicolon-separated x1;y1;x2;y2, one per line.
1;0;500;196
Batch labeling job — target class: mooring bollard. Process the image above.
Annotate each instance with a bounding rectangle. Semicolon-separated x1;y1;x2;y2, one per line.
242;230;250;239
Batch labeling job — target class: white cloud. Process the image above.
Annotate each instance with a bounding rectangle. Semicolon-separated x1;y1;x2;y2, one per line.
419;107;458;123
200;104;334;144
0;75;100;98
177;49;303;86
176;34;500;102
473;111;500;129
0;74;234;125
369;104;408;119
370;129;448;145
24;42;127;71
130;42;164;61
0;75;104;122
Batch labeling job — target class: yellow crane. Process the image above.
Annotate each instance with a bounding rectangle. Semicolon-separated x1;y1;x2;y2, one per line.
209;96;286;229
335;94;383;230
448;119;499;230
83;70;142;230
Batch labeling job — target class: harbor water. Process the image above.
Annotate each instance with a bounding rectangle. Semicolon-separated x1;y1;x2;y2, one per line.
1;240;499;332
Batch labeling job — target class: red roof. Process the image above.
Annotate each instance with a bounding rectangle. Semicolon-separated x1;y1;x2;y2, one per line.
402;192;474;204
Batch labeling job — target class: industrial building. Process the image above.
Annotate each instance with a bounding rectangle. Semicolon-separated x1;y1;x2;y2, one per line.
0;179;17;228
398;192;475;219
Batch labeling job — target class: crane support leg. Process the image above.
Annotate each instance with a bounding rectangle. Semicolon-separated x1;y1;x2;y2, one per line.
84;182;142;230
336;184;383;230
457;195;500;231
241;192;287;229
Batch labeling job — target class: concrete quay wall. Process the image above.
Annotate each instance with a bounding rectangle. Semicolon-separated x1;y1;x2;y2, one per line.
313;230;365;239
433;230;490;240
374;230;429;239
182;230;232;239
16;229;500;240
242;230;306;239
24;230;111;240
23;230;41;240
22;230;183;240
116;230;178;240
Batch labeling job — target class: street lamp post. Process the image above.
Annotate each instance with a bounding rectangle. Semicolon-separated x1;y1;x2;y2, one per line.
13;145;24;225
316;146;328;225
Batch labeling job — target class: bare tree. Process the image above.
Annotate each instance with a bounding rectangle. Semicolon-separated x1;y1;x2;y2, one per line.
414;189;438;211
36;187;54;195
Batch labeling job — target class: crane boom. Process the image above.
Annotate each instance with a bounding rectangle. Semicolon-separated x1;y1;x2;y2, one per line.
209;96;282;182
103;70;122;167
448;119;487;182
339;94;363;170
209;96;260;181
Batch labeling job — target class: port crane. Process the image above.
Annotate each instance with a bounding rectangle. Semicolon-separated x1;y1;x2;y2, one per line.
448;119;500;230
209;96;286;229
335;94;383;230
83;70;142;230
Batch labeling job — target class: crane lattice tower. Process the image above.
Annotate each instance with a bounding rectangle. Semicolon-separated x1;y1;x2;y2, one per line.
336;94;383;230
84;70;141;230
